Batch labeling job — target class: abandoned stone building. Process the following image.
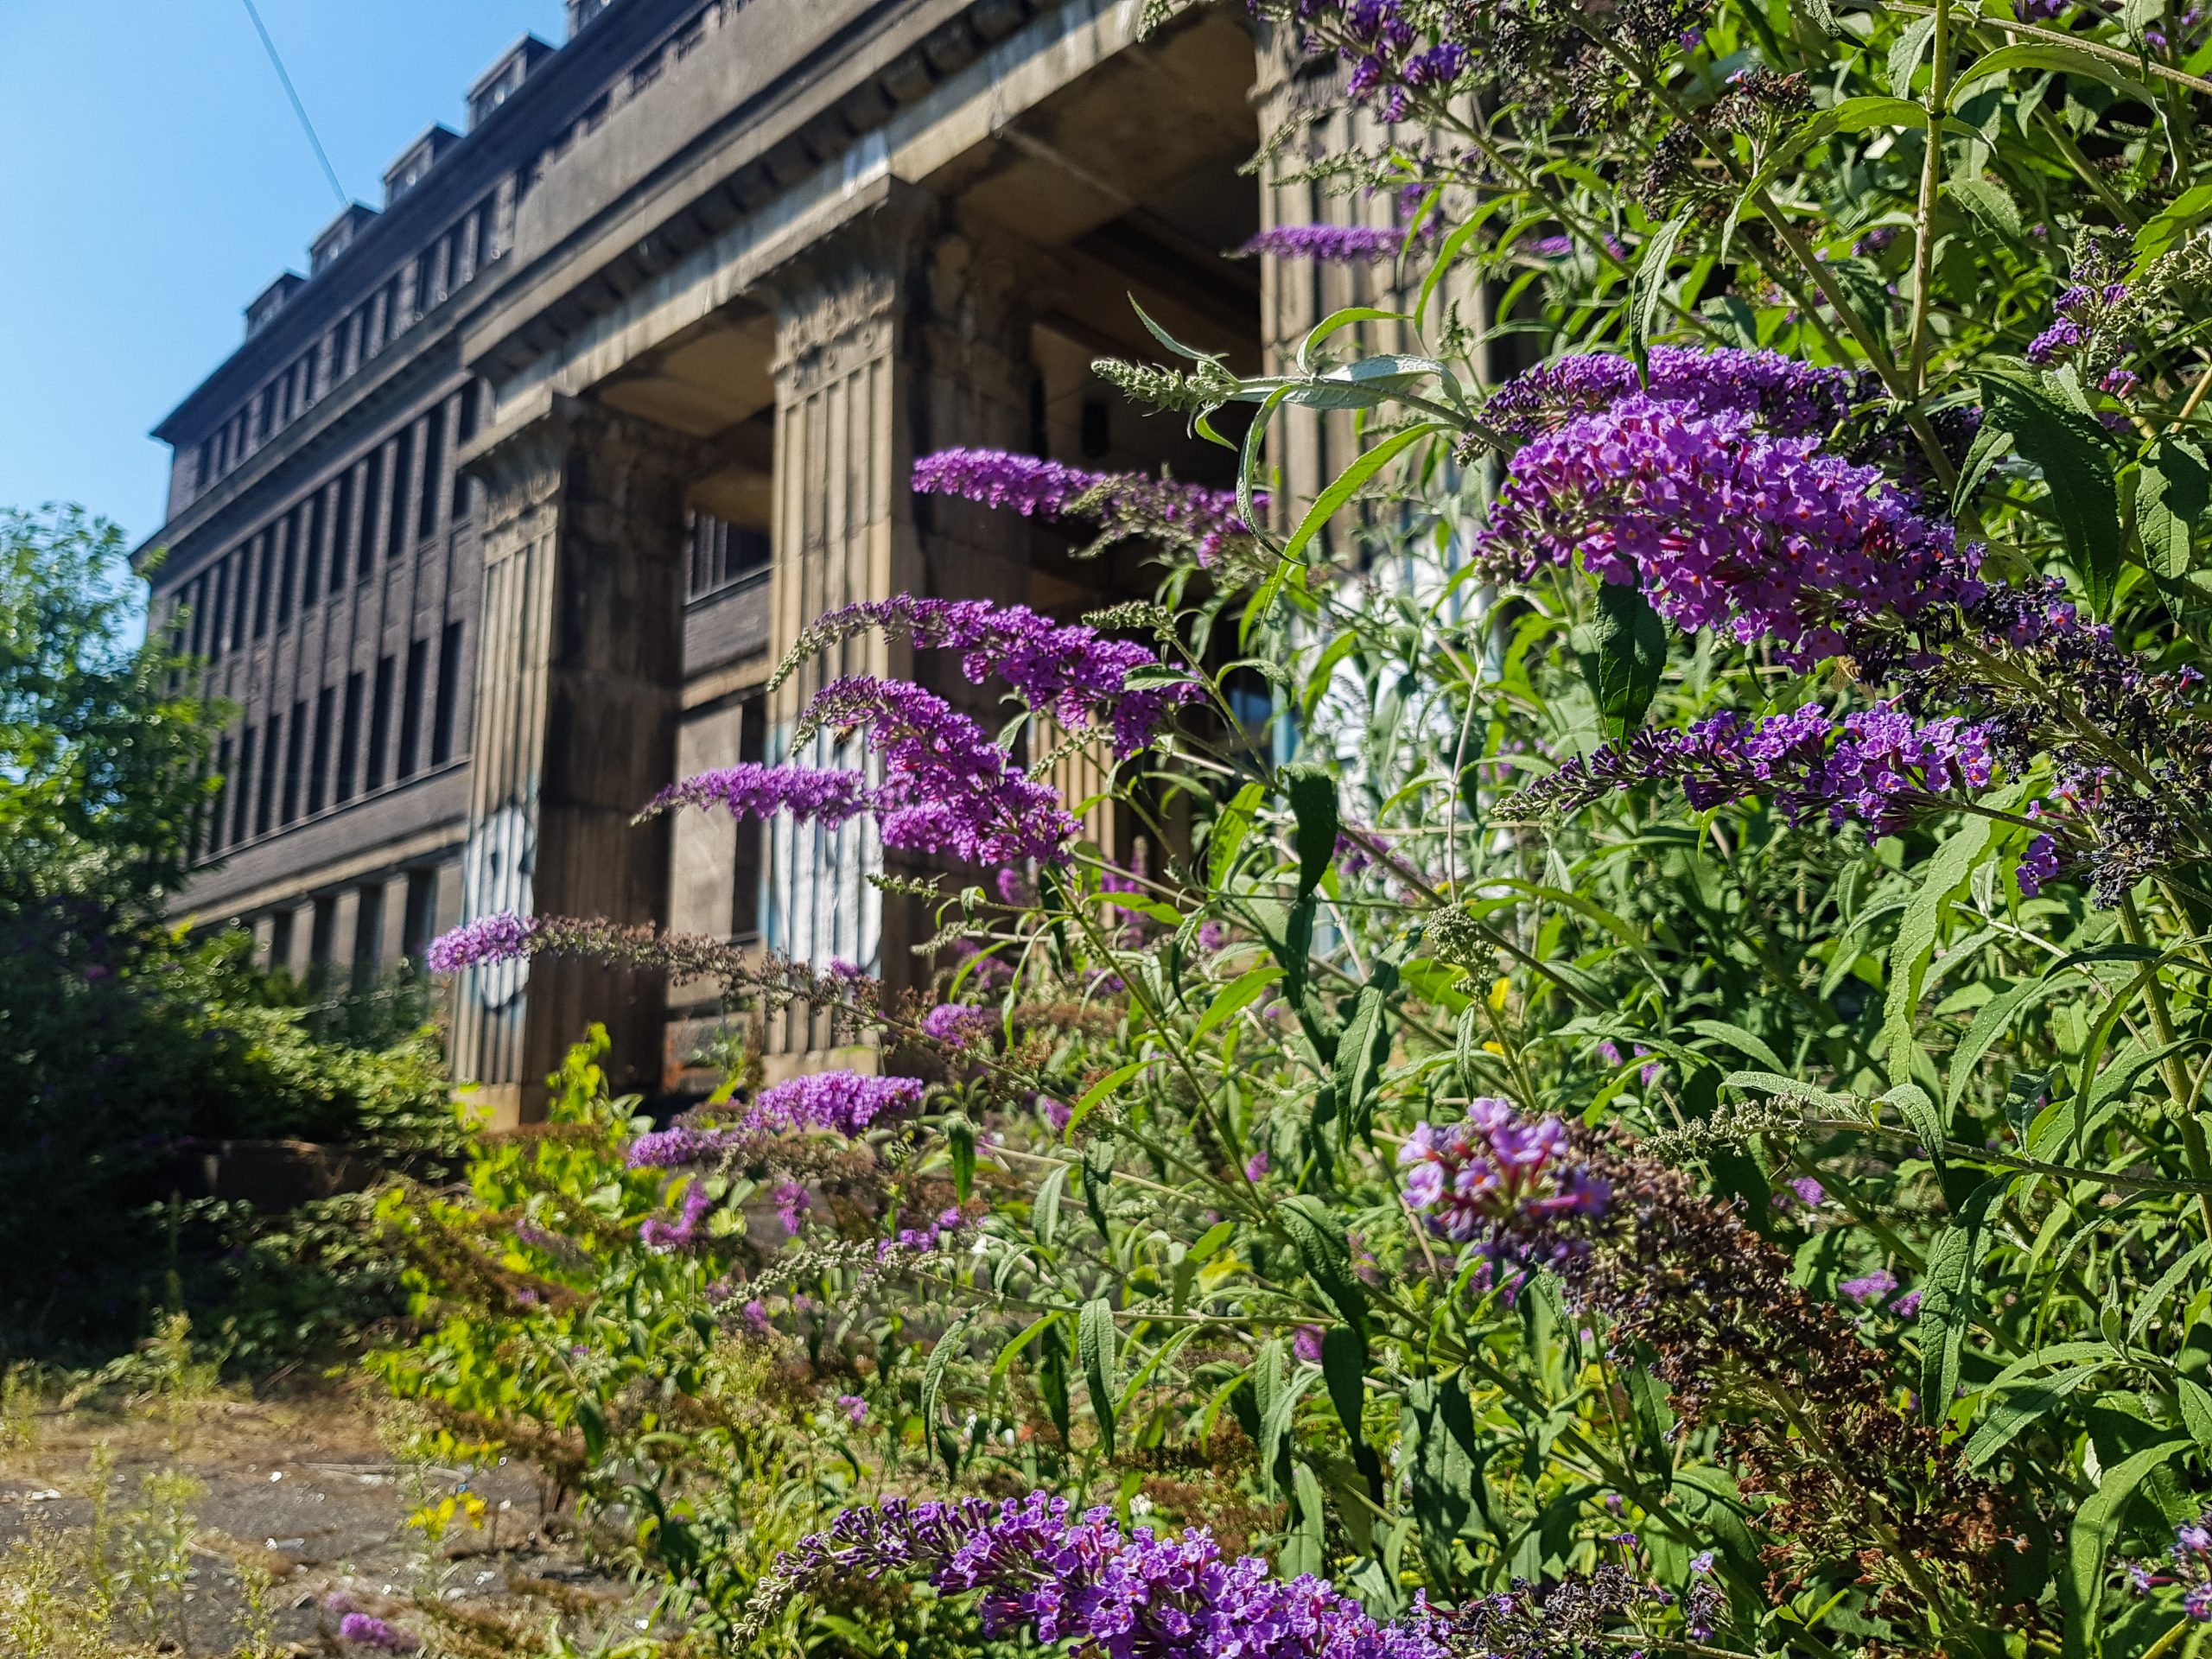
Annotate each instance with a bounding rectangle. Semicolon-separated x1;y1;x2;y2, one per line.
141;0;1414;1122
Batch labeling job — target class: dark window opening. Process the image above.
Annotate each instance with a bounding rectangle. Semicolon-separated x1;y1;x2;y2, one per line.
255;712;282;836
430;620;464;764
396;638;429;779
1080;397;1112;458
732;694;766;938
231;728;256;844
685;512;772;601
357;450;383;581
333;467;358;587
417;405;445;541
281;703;306;825
275;512;299;627
300;492;324;609
385;429;414;562
207;735;233;857
402;870;439;960
451;385;480;518
336;671;365;804
352;883;385;990
268;908;294;972
308;896;337;987
250;532;272;639
365;655;395;791
308;687;335;814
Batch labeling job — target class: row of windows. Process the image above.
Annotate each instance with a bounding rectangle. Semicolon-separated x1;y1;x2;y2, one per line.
264;868;445;988
192;194;503;502
685;512;771;602
172;387;480;668
201;621;467;860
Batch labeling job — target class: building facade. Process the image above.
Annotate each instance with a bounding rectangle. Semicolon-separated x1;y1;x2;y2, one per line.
143;0;1427;1123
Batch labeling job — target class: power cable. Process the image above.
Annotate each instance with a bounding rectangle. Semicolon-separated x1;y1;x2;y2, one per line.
238;0;350;208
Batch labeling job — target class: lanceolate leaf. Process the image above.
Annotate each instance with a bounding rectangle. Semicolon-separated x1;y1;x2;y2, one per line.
1321;1324;1385;1503
1078;1297;1119;1459
1576;579;1669;742
2138;434;2209;582
1980;372;2124;615
1920;1176;2008;1424
2060;1440;2190;1659
1884;814;1998;1086
1283;763;1338;898
1279;1193;1370;1340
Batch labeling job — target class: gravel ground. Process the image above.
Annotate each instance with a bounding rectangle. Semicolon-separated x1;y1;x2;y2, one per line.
0;1382;655;1656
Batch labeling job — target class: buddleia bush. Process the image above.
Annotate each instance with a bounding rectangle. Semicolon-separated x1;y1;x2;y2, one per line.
397;0;2212;1653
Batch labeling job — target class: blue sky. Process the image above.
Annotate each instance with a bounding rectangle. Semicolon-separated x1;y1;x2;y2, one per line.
0;0;565;550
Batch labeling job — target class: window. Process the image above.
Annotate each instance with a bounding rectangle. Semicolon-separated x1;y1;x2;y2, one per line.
365;655;395;791
474;196;499;268
256;711;283;836
230;728;255;844
385;429;412;563
358;449;383;580
402;870;439;960
732;694;766;937
198;438;217;494
430;620;464;764
352;883;385;989
308;687;334;814
207;735;233;856
397;638;429;778
308;896;337;987
187;575;210;660
207;556;230;662
381;277;401;346
249;531;273;639
275;512;298;628
450;385;480;518
281;701;306;823
332;467;357;587
336;671;365;803
300;493;324;609
268;908;295;973
416;405;444;541
686;513;772;601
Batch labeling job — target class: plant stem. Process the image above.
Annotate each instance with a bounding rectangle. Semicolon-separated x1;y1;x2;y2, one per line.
1909;0;1953;392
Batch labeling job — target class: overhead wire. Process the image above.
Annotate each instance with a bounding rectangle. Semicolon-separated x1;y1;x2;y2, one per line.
238;0;350;208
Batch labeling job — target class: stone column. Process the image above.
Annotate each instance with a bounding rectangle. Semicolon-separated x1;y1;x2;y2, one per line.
452;397;702;1124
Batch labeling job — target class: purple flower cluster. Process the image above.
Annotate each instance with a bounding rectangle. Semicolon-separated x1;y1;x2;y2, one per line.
2018;832;2062;897
1237;224;1420;264
1398;1100;1611;1243
800;595;1198;754
2026;280;2132;372
1517;702;2005;837
760;1491;1458;1657
2127;1511;2212;1618
337;1612;420;1652
740;1070;925;1136
803;677;1079;864
923;1002;1000;1049
1475;394;1981;664
774;1179;811;1235
628;1124;751;1169
640;1179;714;1251
640;763;870;826
425;913;539;974
1838;1268;1898;1306
912;448;1250;551
1484;346;1861;442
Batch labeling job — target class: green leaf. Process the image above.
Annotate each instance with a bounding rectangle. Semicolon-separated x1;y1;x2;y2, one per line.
1284;764;1339;898
990;1312;1061;1386
1065;1059;1152;1141
1965;1363;2110;1467
1321;1324;1385;1503
1038;1318;1072;1446
1628;216;1689;359
2060;1440;2190;1659
1575;581;1669;741
1332;960;1399;1147
2179;1378;2212;1450
1210;781;1267;887
1884;815;1998;1086
1079;1297;1119;1459
1280;423;1447;569
1279;1194;1370;1339
922;1313;974;1477
574;1396;607;1465
1188;1219;1236;1262
2137;183;2212;267
1947;175;2023;239
1882;1082;1951;1173
1405;1375;1486;1582
1889;12;1940;97
1033;1164;1067;1249
947;1115;976;1203
2138;435;2209;581
1948;976;2073;1110
1949;41;2158;111
1196;963;1282;1039
1980;372;2123;615
1920;1177;2009;1424
1285;1461;1329;1580
1686;1019;1787;1075
2129;1243;2210;1345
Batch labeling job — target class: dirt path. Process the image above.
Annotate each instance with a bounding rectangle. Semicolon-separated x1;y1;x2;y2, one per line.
0;1379;652;1656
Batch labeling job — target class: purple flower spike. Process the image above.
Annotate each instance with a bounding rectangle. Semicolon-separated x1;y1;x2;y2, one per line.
1238;223;1418;264
1839;1268;1899;1306
642;763;872;826
337;1613;420;1652
741;1071;925;1137
426;913;539;973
